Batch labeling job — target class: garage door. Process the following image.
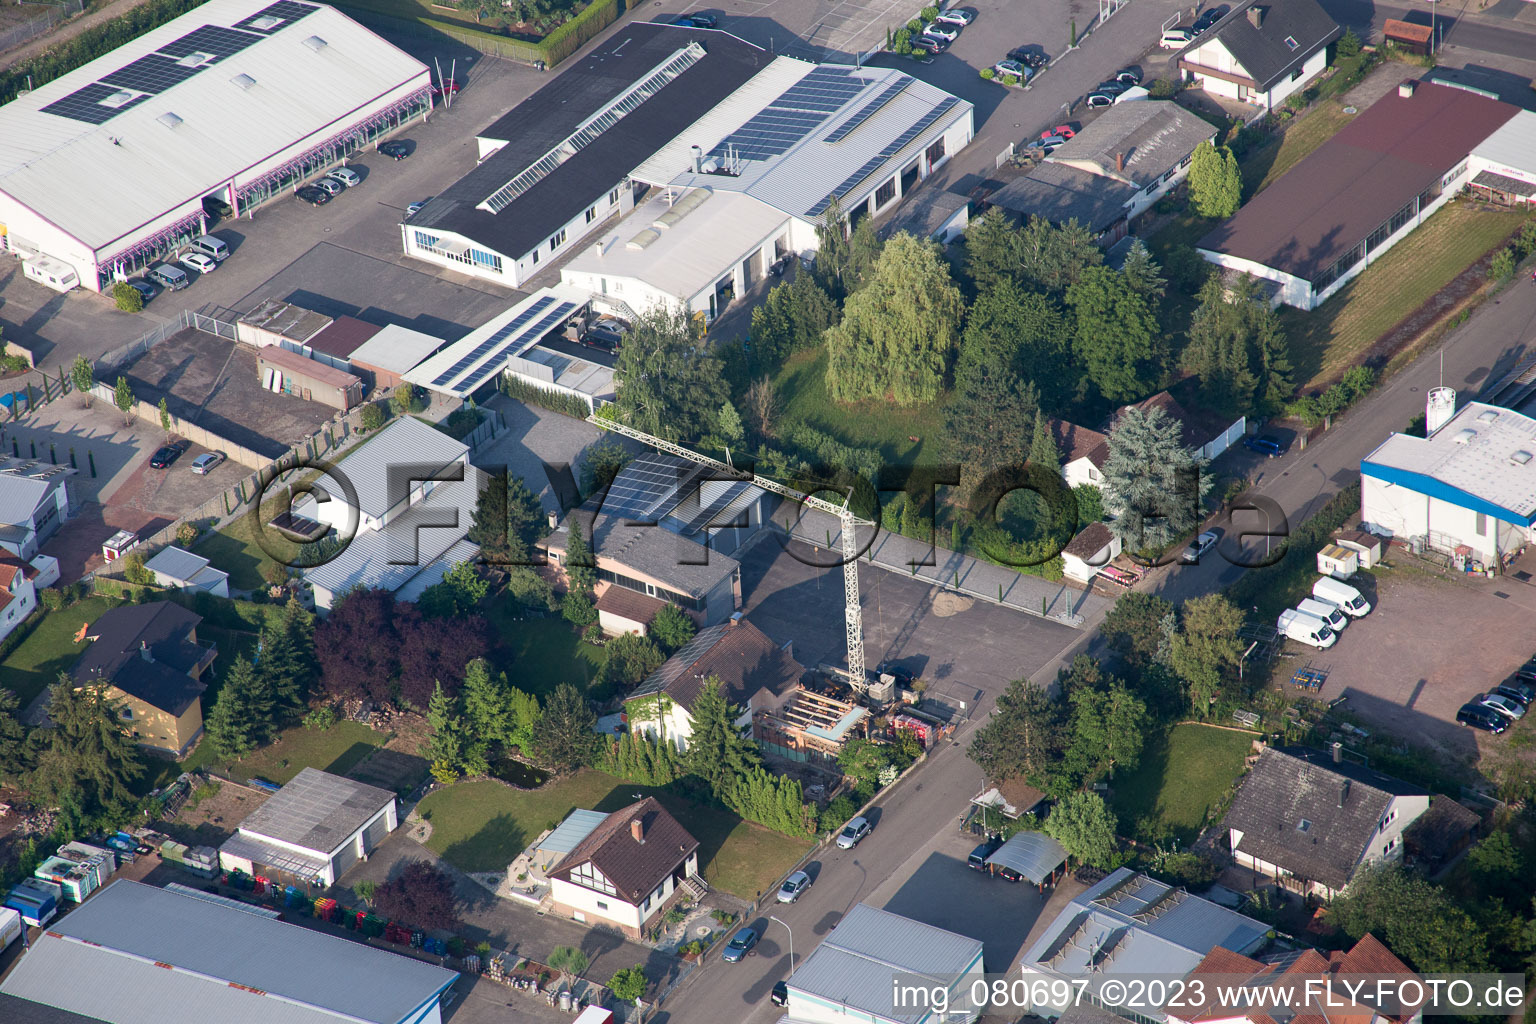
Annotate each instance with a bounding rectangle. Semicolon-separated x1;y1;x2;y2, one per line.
362;812;391;853
330;839;359;880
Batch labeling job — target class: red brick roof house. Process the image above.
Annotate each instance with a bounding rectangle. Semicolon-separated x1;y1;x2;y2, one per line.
545;798;700;938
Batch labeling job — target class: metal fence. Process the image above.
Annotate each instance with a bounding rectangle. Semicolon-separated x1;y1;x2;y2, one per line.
0;0;83;58
96;311;189;373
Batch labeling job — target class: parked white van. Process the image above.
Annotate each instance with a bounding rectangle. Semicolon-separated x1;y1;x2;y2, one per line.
21;256;79;293
1313;576;1371;617
1278;609;1337;649
187;234;229;262
1296;597;1348;631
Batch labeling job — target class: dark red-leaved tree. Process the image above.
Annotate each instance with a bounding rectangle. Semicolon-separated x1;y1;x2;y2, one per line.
371;860;460;930
316;589;400;703
394;604;488;709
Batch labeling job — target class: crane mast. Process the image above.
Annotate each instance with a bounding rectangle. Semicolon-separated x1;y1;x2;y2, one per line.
587;415;871;684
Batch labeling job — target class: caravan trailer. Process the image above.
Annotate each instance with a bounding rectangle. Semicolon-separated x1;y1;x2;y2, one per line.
22;256;79;293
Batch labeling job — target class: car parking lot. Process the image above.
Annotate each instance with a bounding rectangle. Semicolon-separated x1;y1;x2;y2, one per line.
1278;570;1536;759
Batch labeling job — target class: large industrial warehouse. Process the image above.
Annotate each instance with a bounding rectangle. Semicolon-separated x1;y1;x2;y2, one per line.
0;0;432;292
402;21;973;320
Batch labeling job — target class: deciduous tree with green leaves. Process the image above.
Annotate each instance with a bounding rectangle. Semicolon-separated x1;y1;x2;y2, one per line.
1101;592;1175;670
1183;273;1294;416
1328;864;1490;973
1066;678;1149;780
70;355;93;407
940;361;1039;494
1066;267;1163;402
418;560;489;619
1019;216;1103;293
1167;594;1246;715
825;232;965;406
613;308;728;442
114;375;134;426
1188;140;1242;218
967;677;1068;795
957;281;1072;399
1101;405;1208;550
649;603;696;653
1043;791;1119;868
747;273;838;367
608;965;648;1003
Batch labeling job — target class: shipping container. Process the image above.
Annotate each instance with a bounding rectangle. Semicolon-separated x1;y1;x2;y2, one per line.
7;878;62;926
0;906;22;952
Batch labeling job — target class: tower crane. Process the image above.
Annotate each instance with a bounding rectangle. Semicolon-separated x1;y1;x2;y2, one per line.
587;415;874;685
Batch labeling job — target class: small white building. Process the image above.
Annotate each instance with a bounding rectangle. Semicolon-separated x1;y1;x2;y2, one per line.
1222;745;1429;899
0;461;74;560
783;903;986;1024
1177;0;1342;113
297;416;480;611
1061;522;1121;584
1361;395;1536;570
145;546;230;597
546;797;699;939
1466;109;1536;207
218;767;397;888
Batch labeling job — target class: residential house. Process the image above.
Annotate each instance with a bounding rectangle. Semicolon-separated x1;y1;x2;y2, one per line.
70;601;215;755
545;797;700;939
218;768;398;889
298;416;481;612
1061;522;1122;584
1177;0;1342;112
782;903;986;1024
626;617;805;750
144;546;230;598
1223;745;1430;899
0;551;40;644
0;880;458;1024
1017;868;1272;1014
1051;419;1110;490
989;101;1217;244
1050;391;1244;491
0;461;74;560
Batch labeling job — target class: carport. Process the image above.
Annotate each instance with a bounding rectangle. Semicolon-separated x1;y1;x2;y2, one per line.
985;832;1068;891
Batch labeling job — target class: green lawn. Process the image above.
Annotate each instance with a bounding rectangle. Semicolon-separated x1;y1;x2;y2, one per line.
198;513;298;593
419;772;813;899
1109;723;1255;844
1282;202;1525;388
1240;100;1357;199
484;608;604;700
194;720;390;785
773;346;944;466
0;597;123;706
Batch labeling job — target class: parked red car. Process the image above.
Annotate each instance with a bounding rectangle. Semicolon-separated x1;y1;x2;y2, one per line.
1041;124;1076;140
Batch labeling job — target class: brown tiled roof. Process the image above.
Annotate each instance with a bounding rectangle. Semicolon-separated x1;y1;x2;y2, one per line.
1063;522;1114;560
595;586;667;627
305;316;383;359
0;551;38;587
1050;418;1109;466
1199;83;1519;281
993;776;1044;816
549;797;699;903
628;620;805;715
1180;938;1415;1024
1404;795;1481;862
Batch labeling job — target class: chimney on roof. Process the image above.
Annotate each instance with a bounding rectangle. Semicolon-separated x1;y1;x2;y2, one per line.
729;611;743;627
631;818;645;843
1339;780;1350;808
1246;6;1263;28
591;241;604;260
692;145;704;174
139;640;152;663
1331;741;1342;763
1399;79;1417;98
1115;152;1125;173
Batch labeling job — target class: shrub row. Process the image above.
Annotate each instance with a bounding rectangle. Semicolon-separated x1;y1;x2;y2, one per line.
500;375;593;420
1;0;207;105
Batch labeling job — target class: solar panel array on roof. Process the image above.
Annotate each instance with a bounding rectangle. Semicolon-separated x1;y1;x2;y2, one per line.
102;54;206;94
431;295;555;386
600;454;698;522
823;76;911;143
806;94;960;216
710;66;866;163
40;83;152;124
453;301;577;392
158;24;262;60
234;0;318;33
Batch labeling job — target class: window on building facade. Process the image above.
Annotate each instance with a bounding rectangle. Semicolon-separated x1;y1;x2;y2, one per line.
550;229;566;252
532;250;540;265
610;187;621;205
596;900;608;910
470;249;503;273
585;206;597;223
1443;162;1467;190
1291;67;1303;81
1476;512;1487;536
926;137;946;165
875;178;897;208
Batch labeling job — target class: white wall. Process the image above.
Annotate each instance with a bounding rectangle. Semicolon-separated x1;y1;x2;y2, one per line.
1361;474;1516;564
629;699;696;750
1261;49;1328;110
0;573;37;644
1062;456;1103;490
551;876;644;931
1362;794;1430;869
1062;532;1122;583
1197;249;1315;308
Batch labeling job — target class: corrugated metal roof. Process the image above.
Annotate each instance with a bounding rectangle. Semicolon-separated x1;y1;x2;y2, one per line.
237;766;394;854
0;0;429;254
301;498;478;598
323;415;470;520
787;904;984;1024
1472;109;1536;178
1361;400;1536;524
404;284;591;396
984;831;1067;883
0;880;456;1024
144;545;213;583
347;323;448;376
0;472;65;528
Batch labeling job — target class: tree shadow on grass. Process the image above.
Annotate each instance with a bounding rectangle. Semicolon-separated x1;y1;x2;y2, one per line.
591;784;739;883
1107;726;1179;843
323;741;378;777
440;813;528;876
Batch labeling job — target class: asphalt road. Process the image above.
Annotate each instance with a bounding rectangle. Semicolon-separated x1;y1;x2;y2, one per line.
1319;0;1536;65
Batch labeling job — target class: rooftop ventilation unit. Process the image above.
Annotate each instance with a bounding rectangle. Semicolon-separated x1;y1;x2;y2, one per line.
156;112;183;129
230;73;256;90
99;90;139;109
1478;409;1499;423
175;51;216;68
302;35;327;52
250;14;283;29
1512;451;1533;466
1453;428;1477;445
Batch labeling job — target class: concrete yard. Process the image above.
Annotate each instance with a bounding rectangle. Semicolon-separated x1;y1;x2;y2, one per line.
118;329;339;460
1278;568;1536;762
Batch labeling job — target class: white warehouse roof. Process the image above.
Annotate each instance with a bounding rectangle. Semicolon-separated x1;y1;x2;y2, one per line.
406;283;591;397
0;0;429;255
1361;400;1536;525
1471;109;1536;176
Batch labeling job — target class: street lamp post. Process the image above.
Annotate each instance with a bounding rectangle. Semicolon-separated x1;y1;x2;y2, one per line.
769;914;794;970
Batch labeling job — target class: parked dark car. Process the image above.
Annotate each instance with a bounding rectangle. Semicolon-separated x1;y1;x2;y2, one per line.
1095;79;1129;95
149;440;191;469
1243;434;1290;457
1492;682;1534;707
582;319;628;351
721;927;758;963
1516;659;1536;686
968;836;1003;870
124;279;156;304
1457;701;1509;734
295;185;331;206
378;140;410;161
675;12;717;27
1114;66;1143;85
771;981;789;1007
1193;4;1229;32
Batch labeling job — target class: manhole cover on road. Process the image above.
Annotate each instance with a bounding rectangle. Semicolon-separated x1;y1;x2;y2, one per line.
931;592;973;616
